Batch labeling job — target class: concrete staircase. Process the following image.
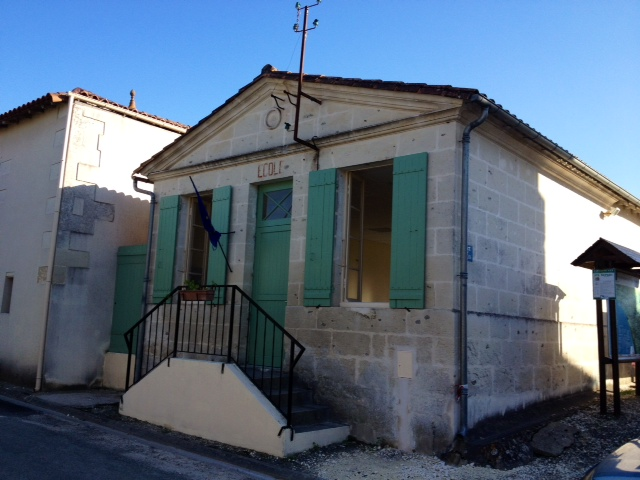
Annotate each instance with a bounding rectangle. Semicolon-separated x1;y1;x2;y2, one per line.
247;366;349;442
120;358;349;457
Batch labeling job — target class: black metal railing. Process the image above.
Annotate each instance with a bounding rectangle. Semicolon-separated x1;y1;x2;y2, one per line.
123;285;305;428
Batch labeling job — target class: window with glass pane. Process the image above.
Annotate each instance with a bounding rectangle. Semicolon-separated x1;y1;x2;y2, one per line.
187;195;212;285
262;188;292;220
345;166;393;302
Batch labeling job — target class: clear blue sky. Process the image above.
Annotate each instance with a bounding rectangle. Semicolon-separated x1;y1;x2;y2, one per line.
2;1;638;196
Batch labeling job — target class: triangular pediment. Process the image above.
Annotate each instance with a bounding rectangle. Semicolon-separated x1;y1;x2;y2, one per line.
138;74;466;177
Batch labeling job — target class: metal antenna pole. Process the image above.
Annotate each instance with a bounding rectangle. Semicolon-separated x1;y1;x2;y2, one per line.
286;1;322;151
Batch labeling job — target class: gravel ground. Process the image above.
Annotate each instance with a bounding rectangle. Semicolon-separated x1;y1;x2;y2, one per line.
3;382;640;480
291;391;640;480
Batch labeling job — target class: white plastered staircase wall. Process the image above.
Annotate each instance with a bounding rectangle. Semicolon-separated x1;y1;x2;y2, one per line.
119;358;349;457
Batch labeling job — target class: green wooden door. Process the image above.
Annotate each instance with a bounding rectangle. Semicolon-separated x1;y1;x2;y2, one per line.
110;245;147;353
250;181;292;365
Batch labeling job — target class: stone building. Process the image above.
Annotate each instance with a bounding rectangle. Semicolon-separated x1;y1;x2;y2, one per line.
123;66;640;454
0;89;187;389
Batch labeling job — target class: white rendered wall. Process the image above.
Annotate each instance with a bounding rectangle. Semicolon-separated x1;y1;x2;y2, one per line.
0;99;182;388
121;359;348;457
43;101;182;388
0;107;67;384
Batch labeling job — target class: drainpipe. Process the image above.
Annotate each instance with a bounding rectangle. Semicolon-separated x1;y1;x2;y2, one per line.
35;93;76;391
132;175;155;382
458;95;491;437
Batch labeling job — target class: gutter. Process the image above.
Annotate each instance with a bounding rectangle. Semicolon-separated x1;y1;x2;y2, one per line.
35;93;76;391
132;175;155;382
458;94;492;437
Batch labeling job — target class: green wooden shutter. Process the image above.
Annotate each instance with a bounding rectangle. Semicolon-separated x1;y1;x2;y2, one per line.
152;195;179;302
206;185;232;298
304;169;337;307
390;153;428;309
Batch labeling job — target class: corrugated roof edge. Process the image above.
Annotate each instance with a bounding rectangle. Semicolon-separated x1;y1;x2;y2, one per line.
0;88;189;131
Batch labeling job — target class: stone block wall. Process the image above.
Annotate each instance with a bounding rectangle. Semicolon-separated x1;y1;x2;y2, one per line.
287;305;458;453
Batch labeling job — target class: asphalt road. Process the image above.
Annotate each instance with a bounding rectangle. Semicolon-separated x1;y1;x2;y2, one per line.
0;398;275;480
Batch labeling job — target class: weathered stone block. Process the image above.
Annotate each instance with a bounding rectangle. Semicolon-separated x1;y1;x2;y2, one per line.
371;334;387;357
468;339;502;366
317;308;365;331
489;317;510;340
433;337;456;366
430;201;457;229
469;366;492;392
519;294;536;318
432;281;455;310
467;315;490;340
534;365;552;392
315;356;357;384
492;367;516;394
357;359;389;388
498;291;519;316
515;367;534;391
413;366;456;396
435;174;457;203
412;411;456;454
538;341;557;366
55;249;90;269
475;236;498;263
520;341;541;366
551;364;568;391
476;286;500;312
487;213;508;242
285;306;317;330
500;340;523;366
294;329;331;352
331;331;371;357
435;227;455;256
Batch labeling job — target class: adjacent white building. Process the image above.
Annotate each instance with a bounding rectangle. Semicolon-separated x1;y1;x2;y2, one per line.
0;89;187;389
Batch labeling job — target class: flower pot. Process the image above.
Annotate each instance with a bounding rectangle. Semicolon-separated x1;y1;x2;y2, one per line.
180;289;215;301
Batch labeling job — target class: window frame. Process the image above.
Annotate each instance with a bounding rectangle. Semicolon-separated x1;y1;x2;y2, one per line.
186;194;213;286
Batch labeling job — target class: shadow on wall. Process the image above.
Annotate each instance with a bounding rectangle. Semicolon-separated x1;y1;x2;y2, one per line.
43;184;150;389
466;144;598;427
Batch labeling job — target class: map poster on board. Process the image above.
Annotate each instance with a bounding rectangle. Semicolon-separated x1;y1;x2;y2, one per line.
593;269;616;299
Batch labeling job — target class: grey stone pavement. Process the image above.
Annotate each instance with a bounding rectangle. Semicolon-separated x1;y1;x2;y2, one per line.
0;382;316;480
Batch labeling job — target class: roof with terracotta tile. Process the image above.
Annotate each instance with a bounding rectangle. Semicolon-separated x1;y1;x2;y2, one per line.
0;88;188;131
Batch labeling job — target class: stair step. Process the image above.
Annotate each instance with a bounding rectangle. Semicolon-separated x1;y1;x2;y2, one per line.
290;403;330;426
287;422;351;454
237;364;348;443
266;386;313;408
294;421;350;435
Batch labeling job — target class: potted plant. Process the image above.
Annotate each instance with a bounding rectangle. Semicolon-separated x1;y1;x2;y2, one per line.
180;280;215;301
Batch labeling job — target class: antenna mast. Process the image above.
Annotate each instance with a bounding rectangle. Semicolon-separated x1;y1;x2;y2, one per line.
285;1;323;151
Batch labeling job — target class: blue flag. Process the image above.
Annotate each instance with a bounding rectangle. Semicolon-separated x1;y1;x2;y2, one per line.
189;177;221;249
